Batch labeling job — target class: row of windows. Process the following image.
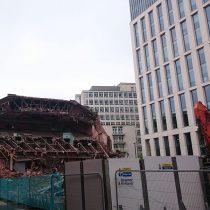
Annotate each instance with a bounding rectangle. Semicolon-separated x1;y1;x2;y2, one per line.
101;121;139;126
136;11;210;77
99;114;139;121
139;48;209;104
142;85;210;134
85;91;137;98
86;99;138;106
134;1;210;49
91;106;138;113
146;132;194;156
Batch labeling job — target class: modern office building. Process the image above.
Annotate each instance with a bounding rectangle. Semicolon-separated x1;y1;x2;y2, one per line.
129;0;210;157
76;83;141;158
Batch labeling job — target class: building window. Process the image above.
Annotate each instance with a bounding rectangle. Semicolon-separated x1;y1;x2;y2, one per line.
170;27;179;58
88;92;93;97
141;17;147;43
152;39;159;67
134;22;140;48
164;136;170;156
154;138;160;156
180;21;190;52
149;11;155;37
192;13;202;46
157;4;164;31
204;85;210;109
179;94;189;126
185;133;193;155
144;45;150;71
151;103;158;132
145;139;151;156
161;34;168;62
104;92;108;97
159;100;167;131
143;106;149;134
186;54;196;87
166;0;174;25
99;92;103;97
191;89;198;106
165;64;173;95
147;73;154;101
205;6;210;35
198;48;209;83
177;0;185;18
140;78;146;104
169;97;178;129
174;59;184;91
174;134;181;155
189;0;197;11
136;49;142;75
156;69;163;98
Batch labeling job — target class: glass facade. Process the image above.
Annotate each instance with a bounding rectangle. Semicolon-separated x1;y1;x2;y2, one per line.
159;100;167;131
204;85;210;109
154;138;160;156
165;64;173;95
149;11;156;37
198;48;209;83
205;6;210;35
174;59;184;91
147;73;154;101
161;34;168;62
171;27;179;58
157;4;164;32
185;133;193;155
192;13;202;45
151;103;158;132
129;0;158;21
143;106;149;134
191;89;198;106
177;0;185;18
141;17;147;43
164;136;170;156
174;134;181;155
179;94;189;126
166;0;174;25
134;23;140;48
144;45;150;71
140;77;146;104
186;54;196;87
180;21;190;52
152;39;159;67
189;0;197;11
156;69;163;98
136;49;142;75
169;97;177;129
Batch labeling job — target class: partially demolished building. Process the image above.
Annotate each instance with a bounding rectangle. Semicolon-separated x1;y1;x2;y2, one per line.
0;94;116;177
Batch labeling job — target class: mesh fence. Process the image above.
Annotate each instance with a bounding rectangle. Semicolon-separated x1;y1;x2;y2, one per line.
0;174;64;210
115;170;210;210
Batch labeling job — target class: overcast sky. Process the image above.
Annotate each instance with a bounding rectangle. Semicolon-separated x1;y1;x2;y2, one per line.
0;0;134;100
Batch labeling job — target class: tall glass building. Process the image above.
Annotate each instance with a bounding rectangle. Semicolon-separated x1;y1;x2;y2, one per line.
129;0;210;157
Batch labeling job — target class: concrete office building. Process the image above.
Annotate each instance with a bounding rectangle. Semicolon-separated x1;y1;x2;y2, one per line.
129;0;210;157
76;83;141;158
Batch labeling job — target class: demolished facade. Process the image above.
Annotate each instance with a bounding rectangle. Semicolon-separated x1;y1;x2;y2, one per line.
0;94;117;177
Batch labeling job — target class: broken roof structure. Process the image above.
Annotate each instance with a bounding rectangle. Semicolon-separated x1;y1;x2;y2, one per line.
0;94;116;177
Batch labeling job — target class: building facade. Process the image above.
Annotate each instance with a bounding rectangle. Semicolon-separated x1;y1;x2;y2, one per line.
76;83;141;158
129;0;210;157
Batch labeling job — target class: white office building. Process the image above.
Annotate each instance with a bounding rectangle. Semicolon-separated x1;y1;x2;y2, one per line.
76;83;141;158
129;0;210;157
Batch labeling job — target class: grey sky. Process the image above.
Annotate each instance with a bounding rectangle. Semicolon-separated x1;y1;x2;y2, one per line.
0;0;134;100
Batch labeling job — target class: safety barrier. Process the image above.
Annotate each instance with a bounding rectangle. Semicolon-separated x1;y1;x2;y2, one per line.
0;174;64;210
115;169;210;210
